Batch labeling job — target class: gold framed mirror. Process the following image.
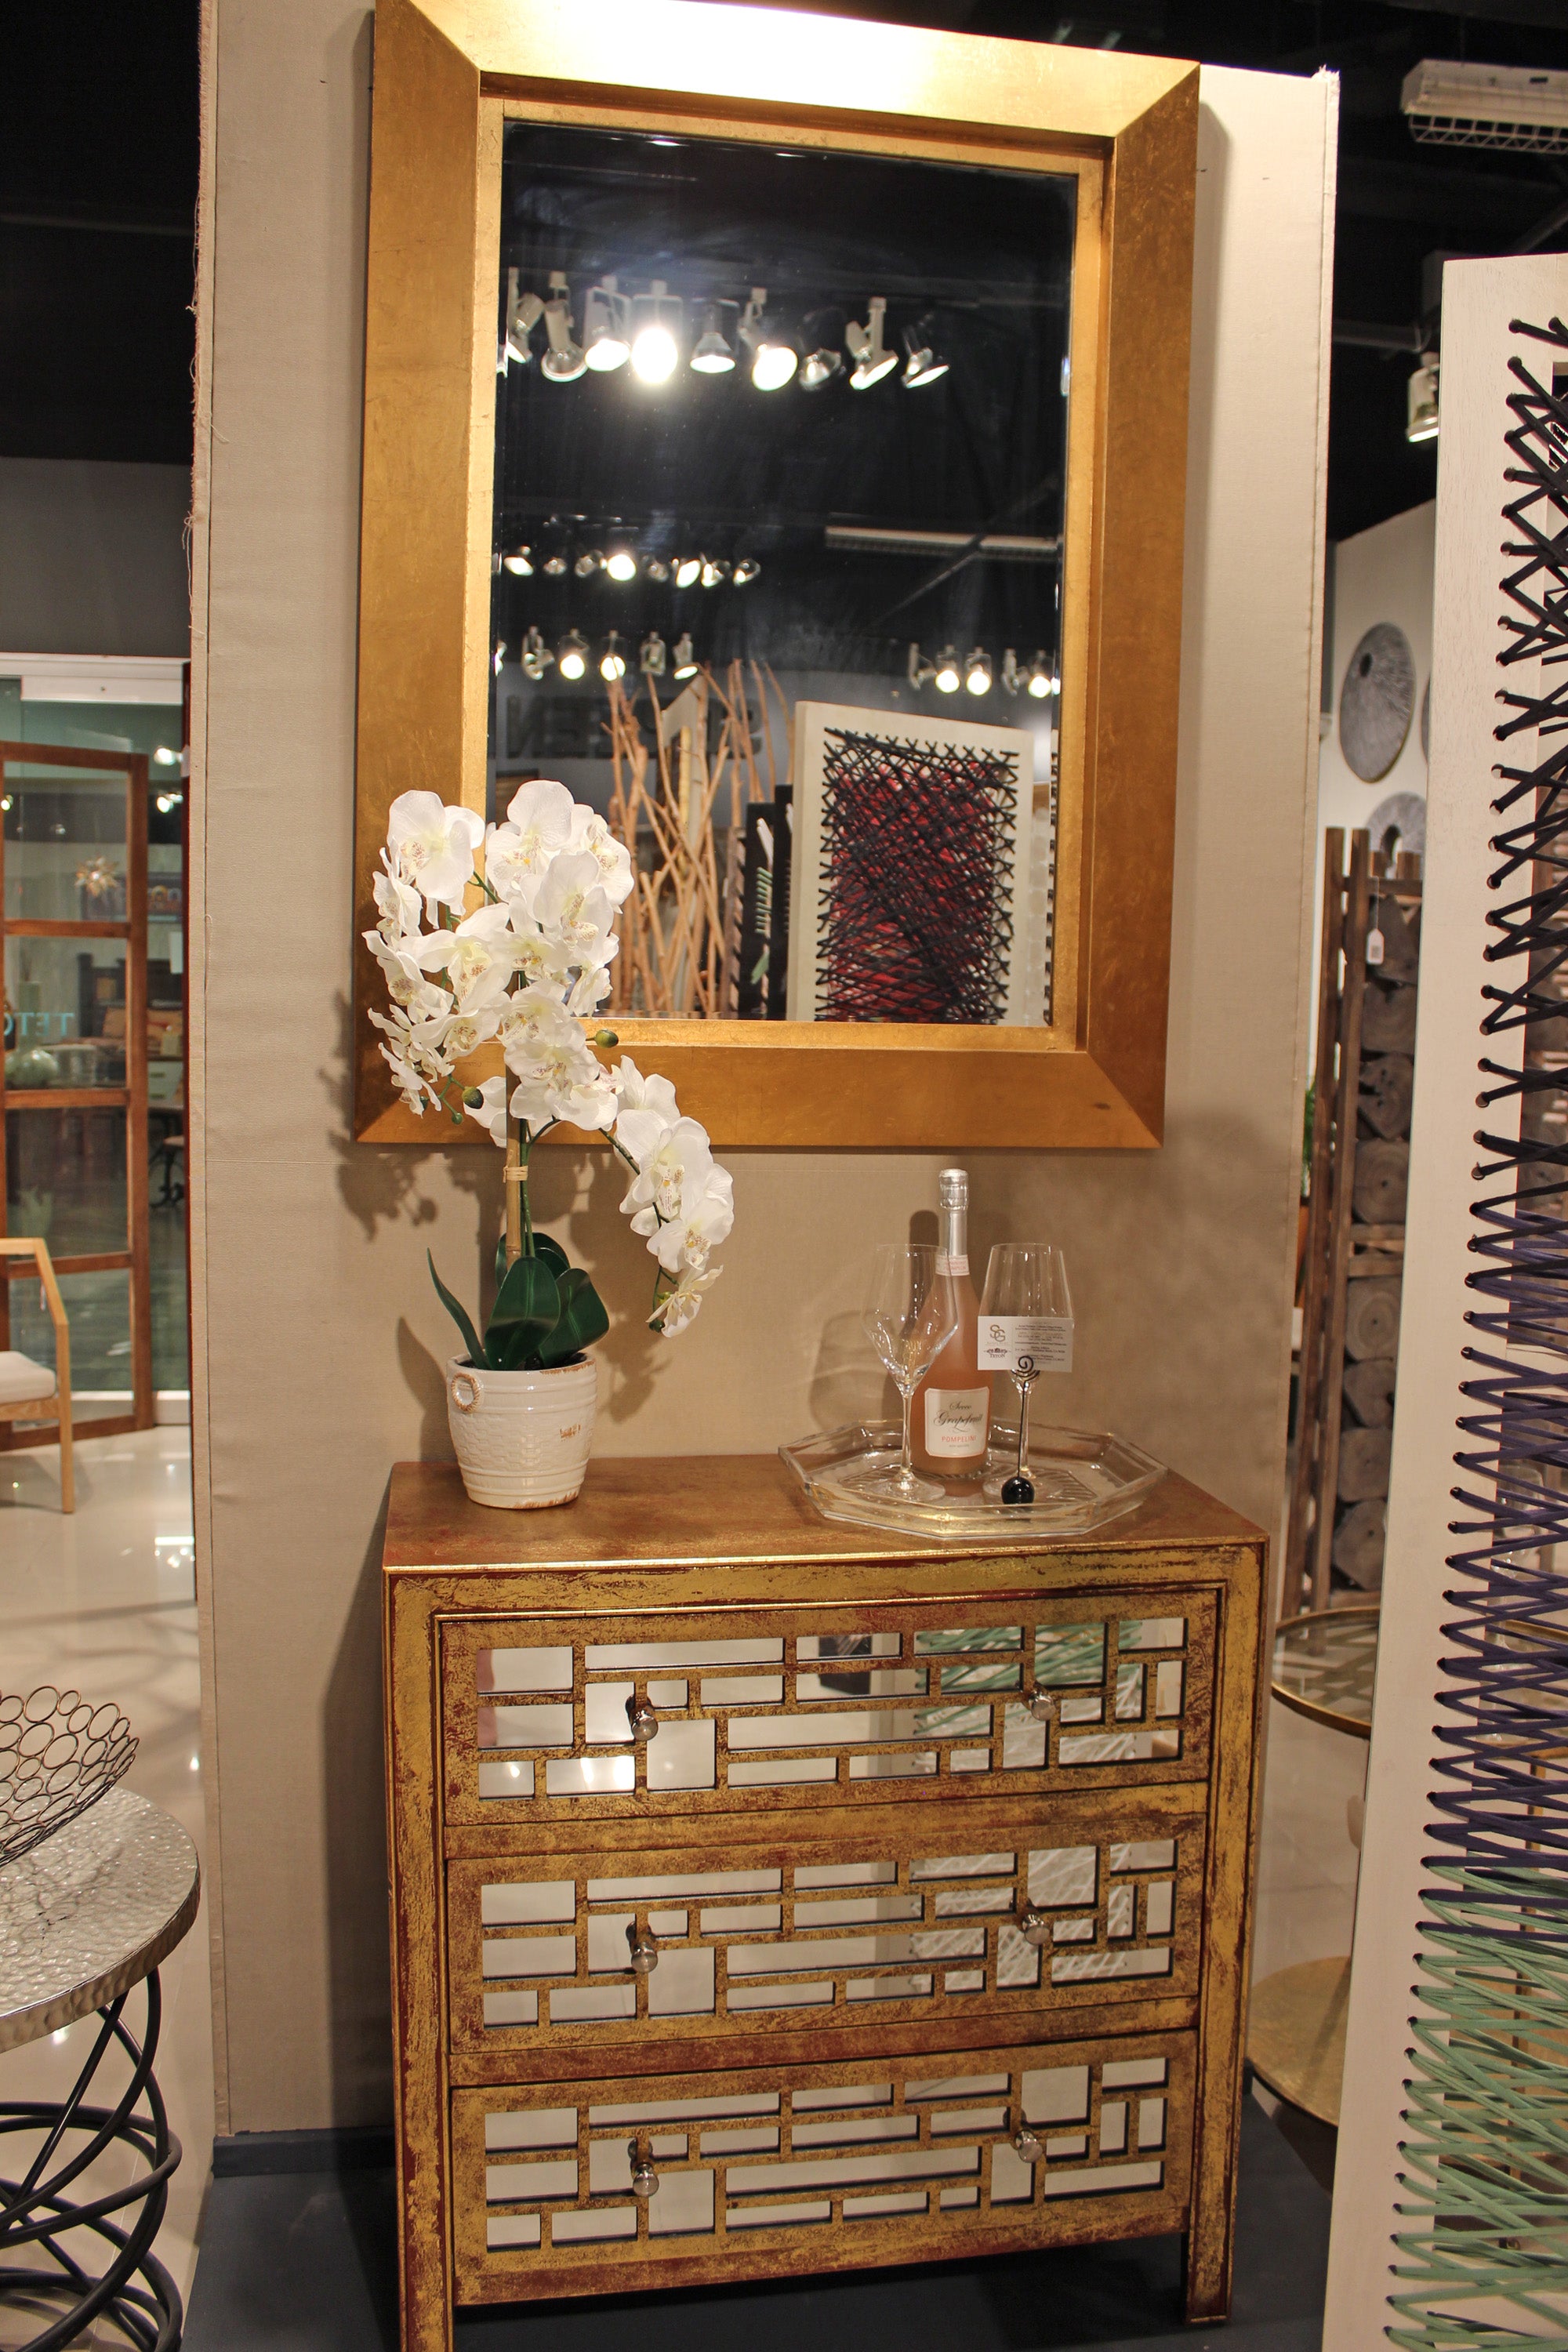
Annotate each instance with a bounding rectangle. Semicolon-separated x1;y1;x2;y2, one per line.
354;0;1198;1147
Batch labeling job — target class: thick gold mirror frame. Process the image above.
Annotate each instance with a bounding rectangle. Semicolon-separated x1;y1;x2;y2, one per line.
354;0;1197;1149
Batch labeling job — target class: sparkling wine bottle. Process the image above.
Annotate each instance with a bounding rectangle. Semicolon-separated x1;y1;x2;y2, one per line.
909;1167;989;1479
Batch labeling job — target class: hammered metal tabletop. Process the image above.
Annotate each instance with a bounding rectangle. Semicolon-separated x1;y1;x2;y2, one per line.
0;1788;199;2053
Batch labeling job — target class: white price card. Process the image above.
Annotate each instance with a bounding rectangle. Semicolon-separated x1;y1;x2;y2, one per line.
978;1314;1074;1373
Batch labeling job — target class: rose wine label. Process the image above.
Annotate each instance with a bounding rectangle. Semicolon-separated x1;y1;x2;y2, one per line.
978;1314;1074;1372
924;1388;989;1457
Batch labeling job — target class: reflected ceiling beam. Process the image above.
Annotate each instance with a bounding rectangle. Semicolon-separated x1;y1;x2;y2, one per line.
826;525;1060;559
1338;154;1558;227
1381;0;1568;24
1332;319;1424;352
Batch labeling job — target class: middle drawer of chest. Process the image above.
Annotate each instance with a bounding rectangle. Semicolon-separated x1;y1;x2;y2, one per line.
445;1792;1204;2063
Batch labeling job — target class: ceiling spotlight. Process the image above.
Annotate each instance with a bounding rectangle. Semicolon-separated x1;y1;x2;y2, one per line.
520;626;554;681
604;546;638;583
674;554;702;590
542;544;568;575
800;308;844;392
153;745;180;765
741;287;798;391
583;278;631;373
690;301;737;375
640;631;667;677
557;630;589;681
1027;652;1057;699
493;638;507;677
933;644;961;694
156;792;181;814
700;557;729;589
847;296;898;390
540;273;586;383
643;553;671;583
965;647;993;696
600;632;627;683
575;548;604;579
731;556;760;586
908;642;936;690
1001;649;1021;697
503;270;543;369
1407;351;1439;445
902;314;948;390
630;281;681;384
672;632;699;679
502;544;534;575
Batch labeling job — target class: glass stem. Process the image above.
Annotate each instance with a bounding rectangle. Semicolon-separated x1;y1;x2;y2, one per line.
898;1380;916;1479
1015;1374;1036;1482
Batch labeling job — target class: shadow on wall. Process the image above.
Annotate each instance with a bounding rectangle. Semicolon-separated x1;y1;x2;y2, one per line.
325;1490;396;2132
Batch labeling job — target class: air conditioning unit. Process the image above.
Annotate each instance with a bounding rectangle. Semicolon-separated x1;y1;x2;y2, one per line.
1402;60;1568;154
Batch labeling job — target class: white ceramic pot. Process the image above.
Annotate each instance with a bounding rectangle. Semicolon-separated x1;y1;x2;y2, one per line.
445;1354;598;1510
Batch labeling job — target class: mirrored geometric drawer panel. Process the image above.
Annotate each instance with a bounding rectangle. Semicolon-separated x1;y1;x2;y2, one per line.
448;1800;1204;2058
451;2033;1196;2302
441;1598;1213;1825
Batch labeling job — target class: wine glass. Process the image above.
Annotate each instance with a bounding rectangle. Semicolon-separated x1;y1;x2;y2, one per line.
861;1244;960;1502
980;1244;1073;1504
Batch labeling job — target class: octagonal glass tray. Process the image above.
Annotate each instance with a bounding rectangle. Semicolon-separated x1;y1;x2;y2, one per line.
780;1420;1166;1541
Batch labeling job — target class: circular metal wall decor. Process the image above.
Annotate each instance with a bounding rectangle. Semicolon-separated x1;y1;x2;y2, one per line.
1367;790;1426;864
1339;622;1416;781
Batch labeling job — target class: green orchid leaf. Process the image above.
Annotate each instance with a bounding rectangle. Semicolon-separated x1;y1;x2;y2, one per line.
427;1251;486;1371
486;1253;562;1371
494;1228;572;1290
533;1268;609;1367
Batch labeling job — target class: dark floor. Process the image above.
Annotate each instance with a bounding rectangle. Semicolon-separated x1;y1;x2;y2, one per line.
184;2099;1328;2352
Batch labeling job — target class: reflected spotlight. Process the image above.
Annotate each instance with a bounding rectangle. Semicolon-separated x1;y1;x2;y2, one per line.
503;270;543;368
520;626;554;682
643;554;671;583
604;546;638;583
575;548;604;579
1001;649;1022;697
540;273;586;383
630;282;681;383
583;278;631;373
600;632;627;683
741;287;798;390
640;631;667;677
690;301;737;375
1406;351;1439;445
965;648;993;696
902;314;948;389
557;630;589;681
908;643;936;690
699;557;730;589
502;545;534;576
153;745;180;765
933;645;961;694
542;549;568;577
493;638;507;677
672;632;699;679
674;554;702;590
800;308;844;391
731;557;760;586
1027;652;1056;700
847;296;898;390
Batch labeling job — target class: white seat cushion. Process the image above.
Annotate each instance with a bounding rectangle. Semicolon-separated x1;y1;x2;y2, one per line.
0;1351;56;1406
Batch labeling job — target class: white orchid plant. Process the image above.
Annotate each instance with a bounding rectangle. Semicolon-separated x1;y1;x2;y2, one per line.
365;780;731;1365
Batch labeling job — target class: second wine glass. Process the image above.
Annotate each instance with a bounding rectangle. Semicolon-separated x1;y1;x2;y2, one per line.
980;1243;1073;1504
861;1243;960;1502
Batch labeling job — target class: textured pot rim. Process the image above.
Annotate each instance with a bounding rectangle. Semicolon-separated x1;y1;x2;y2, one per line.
445;1353;595;1384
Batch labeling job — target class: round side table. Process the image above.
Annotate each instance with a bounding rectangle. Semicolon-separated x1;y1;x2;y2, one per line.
1;1788;200;2351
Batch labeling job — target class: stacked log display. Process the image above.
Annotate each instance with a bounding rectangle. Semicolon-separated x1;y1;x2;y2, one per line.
1285;828;1421;1613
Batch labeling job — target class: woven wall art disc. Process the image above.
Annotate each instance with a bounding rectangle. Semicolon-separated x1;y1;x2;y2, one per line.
1339;622;1416;781
1366;789;1426;862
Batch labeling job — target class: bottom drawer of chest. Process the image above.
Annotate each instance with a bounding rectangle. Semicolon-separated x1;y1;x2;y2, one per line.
452;2030;1194;2303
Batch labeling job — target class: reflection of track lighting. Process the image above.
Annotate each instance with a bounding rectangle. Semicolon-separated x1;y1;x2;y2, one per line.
908;643;935;690
640;631;666;677
847;296;897;390
700;557;729;589
690;302;736;375
583;278;630;372
642;554;671;583
741;288;797;390
933;645;960;694
600;632;626;683
502;545;534;575
504;270;543;368
1027;652;1056;699
542;548;568;577
630;282;681;383
604;546;638;583
575;548;603;579
800;308;844;391
902;314;947;389
672;632;698;679
557;630;589;681
520;626;554;681
731;557;760;586
965;647;993;696
1001;649;1021;697
674;554;701;589
540;273;586;383
1407;351;1439;445
493;638;507;677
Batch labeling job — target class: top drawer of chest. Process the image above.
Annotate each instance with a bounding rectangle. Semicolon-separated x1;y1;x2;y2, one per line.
439;1591;1214;1830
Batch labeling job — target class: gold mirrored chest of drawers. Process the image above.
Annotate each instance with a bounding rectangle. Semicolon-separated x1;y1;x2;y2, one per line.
383;1457;1266;2352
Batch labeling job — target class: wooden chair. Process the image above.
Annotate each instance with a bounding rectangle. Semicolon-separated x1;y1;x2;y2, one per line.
0;1238;74;1512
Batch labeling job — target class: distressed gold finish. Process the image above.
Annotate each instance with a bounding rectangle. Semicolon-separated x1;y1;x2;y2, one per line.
354;0;1199;1149
383;1458;1266;2348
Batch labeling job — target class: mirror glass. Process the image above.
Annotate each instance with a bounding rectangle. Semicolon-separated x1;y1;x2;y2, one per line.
492;123;1075;1025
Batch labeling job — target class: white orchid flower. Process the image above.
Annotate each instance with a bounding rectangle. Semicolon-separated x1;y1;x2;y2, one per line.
533;851;617;968
612;1056;679;1131
568;804;636;907
417;901;514;1010
508;1033;617;1132
651;1265;720;1337
387;792;484;912
652;1166;735;1276
567;964;614;1018
372;856;423;942
502;779;575;878
505;917;572;993
364;931;439;1011
437;1004;500;1060
499;984;579;1065
621;1116;715;1229
463;1073;509;1145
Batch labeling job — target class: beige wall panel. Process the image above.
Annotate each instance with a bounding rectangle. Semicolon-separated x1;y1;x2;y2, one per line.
194;12;1332;2129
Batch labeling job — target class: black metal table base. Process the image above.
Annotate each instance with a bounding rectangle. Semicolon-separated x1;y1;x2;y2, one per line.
0;1970;183;2351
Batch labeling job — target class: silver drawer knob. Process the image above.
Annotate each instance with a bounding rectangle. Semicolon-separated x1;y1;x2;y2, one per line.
1016;1905;1051;1947
1011;2124;1044;2164
626;1923;659;1974
1025;1689;1057;1726
628;2137;659;2199
626;1697;659;1744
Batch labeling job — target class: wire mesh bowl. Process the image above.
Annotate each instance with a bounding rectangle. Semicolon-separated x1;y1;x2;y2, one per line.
0;1686;138;1869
